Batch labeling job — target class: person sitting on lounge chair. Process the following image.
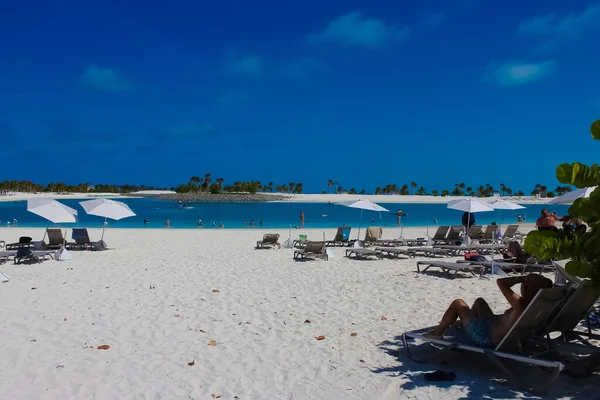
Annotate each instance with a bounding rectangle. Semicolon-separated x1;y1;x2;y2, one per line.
425;275;552;347
536;209;564;231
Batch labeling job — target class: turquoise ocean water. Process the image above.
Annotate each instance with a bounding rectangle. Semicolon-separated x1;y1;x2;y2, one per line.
0;198;570;229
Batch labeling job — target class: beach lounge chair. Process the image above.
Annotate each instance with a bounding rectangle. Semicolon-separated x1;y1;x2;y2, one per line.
68;228;108;251
502;225;526;243
467;225;483;241
46;228;66;250
541;280;600;345
363;226;405;247
431;226;450;245
293;234;308;248
256;233;281;249
433;243;507;257
476;225;500;244
293;241;328;261
6;236;37;250
326;226;353;247
0;251;14;265
364;226;382;245
436;225;463;245
345;247;383;260
14;247;43;264
402;286;568;393
416;260;485;278
455;259;531;274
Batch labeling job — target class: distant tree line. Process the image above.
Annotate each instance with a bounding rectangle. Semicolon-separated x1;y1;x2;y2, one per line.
0;177;572;198
325;180;573;198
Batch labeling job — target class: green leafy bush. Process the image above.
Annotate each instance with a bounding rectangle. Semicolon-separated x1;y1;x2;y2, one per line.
524;120;600;284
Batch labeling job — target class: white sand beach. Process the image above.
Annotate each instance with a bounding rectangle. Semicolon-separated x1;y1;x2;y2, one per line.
0;227;593;399
1;191;552;205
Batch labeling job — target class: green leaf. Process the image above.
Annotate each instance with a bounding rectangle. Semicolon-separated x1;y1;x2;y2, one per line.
556;163;572;184
566;260;592;278
591;120;600;140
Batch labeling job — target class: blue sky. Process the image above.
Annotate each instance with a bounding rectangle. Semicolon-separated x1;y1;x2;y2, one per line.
1;0;599;193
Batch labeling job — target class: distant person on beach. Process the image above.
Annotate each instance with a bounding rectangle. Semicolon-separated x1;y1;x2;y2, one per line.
536;209;563;231
490;222;501;239
461;212;476;231
299;211;305;228
397;210;402;227
517;214;523;223
212;221;216;228
165;219;171;228
425;275;552;347
371;217;375;224
243;220;247;227
219;222;224;228
250;220;254;227
144;218;149;226
259;219;263;227
198;219;203;227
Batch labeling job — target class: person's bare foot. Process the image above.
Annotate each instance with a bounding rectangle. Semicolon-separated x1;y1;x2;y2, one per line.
423;330;443;340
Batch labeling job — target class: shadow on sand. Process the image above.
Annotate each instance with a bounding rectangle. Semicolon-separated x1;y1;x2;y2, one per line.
371;334;600;399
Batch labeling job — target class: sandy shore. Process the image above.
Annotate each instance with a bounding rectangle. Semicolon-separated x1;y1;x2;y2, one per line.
0;227;592;399
1;191;551;205
281;193;552;204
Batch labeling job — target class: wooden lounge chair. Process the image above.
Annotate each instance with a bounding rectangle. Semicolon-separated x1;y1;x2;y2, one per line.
68;228;107;251
326;226;354;247
541;280;600;345
467;225;484;241
6;236;37;250
431;225;450;245
46;228;66;250
403;287;568;393
437;225;463;245
416;260;485;278
434;243;507;256
293;241;328;261
376;247;412;259
476;225;500;244
293;234;308;248
256;233;281;249
345;247;382;260
502;224;526;243
393;246;454;258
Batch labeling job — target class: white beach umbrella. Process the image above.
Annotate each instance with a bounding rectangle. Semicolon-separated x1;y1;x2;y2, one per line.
79;198;136;240
27;198;78;241
337;199;389;247
549;186;598;204
488;199;525;225
27;198;78;223
447;199;494;244
488;199;526;211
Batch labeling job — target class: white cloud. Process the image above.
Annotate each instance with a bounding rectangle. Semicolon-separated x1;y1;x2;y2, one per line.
226;49;264;76
518;4;600;47
308;11;409;48
81;64;133;92
483;60;557;86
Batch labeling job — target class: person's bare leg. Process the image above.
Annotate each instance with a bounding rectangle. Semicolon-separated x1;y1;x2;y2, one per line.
426;299;474;338
472;298;494;320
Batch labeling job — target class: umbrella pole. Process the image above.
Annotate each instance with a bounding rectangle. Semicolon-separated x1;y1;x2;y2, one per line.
42;223;49;242
101;217;107;240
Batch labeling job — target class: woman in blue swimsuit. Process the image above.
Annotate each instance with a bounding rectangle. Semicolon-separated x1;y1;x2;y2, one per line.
426;275;553;347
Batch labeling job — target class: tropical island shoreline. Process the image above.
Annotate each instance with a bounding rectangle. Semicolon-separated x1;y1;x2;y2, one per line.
0;190;556;204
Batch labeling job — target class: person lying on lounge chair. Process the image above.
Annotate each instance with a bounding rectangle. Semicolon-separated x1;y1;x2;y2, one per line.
425;275;553;347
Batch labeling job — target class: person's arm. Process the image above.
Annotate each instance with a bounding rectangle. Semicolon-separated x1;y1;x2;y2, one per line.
496;276;526;309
